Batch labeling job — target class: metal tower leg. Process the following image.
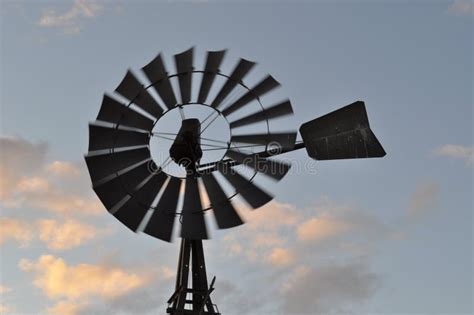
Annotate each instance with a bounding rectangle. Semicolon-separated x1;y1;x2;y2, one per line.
166;239;220;315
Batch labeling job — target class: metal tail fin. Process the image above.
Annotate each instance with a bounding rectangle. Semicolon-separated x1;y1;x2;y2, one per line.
299;101;386;160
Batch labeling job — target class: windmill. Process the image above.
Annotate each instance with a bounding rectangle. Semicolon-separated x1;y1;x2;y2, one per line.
85;47;385;314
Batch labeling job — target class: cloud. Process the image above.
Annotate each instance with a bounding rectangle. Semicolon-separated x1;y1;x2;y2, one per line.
38;0;104;34
253;233;284;247
0;285;12;294
4;181;103;215
407;182;439;218
46;161;81;177
209;198;392;313
1;216;105;250
74;263;175;315
30;191;103;216
217;201;301;264
0;303;14;314
47;300;84;315
0;218;33;247
292;202;390;258
37;219;103;250
212;280;263;315
19;255;150;314
16;176;51;193
219;199;389;267
266;247;295;267
447;0;473;16
0;136;103;216
0;136;47;200
0;284;14;314
433;144;473;165
243;201;301;230
297;215;353;242
281;261;379;314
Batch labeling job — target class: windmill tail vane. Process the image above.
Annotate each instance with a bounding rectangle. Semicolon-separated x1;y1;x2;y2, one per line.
85;47;386;314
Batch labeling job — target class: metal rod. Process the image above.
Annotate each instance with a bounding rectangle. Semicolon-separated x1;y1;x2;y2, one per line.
197;141;306;172
200;114;220;135
202;144;265;151
179;106;186;120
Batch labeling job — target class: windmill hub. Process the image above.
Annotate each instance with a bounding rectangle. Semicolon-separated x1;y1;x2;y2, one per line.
148;104;230;178
169;118;203;169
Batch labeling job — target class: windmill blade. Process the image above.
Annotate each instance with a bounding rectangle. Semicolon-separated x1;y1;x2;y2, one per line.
113;171;168;231
115;70;164;119
229;99;293;129
226;149;291;180
198;50;226;104
181;175;208;240
217;164;273;209
142;54;177;109
96;94;154;131
231;132;297;150
210;58;256;109
299;101;386;160
222;75;280;116
85;147;150;183
174;48;194;104
144;177;181;242
88;124;149;151
201;173;243;229
93;161;154;210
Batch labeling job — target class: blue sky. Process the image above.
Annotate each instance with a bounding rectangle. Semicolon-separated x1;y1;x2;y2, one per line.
0;1;472;314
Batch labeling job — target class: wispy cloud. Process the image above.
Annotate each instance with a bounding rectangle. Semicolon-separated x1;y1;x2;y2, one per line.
447;0;474;16
46;161;81;177
0;303;14;314
0;136;47;200
407;182;440;219
38;0;104;35
37;219;105;250
281;261;379;314
218;201;302;264
0;284;14;314
47;300;84;315
433;144;474;166
219;199;389;266
0;136;103;215
297;214;353;242
211;200;385;312
0;217;106;250
19;255;150;315
266;247;295;267
0;218;33;247
0;285;12;295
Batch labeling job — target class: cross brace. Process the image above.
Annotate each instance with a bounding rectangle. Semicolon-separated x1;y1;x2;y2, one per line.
167;239;220;315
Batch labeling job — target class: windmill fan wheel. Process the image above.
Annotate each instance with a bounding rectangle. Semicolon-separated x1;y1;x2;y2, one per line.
85;48;296;242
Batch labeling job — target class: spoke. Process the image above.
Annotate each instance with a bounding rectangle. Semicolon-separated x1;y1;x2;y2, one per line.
201;147;228;152
151;131;178;136
200;143;227;148
151;131;227;145
179;106;185;120
159;156;172;169
200;111;217;127
151;134;176;141
202;144;265;152
150;132;226;149
199;136;229;145
200;114;220;135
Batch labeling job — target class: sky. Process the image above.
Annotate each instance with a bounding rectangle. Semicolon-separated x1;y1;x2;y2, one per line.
0;0;473;314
